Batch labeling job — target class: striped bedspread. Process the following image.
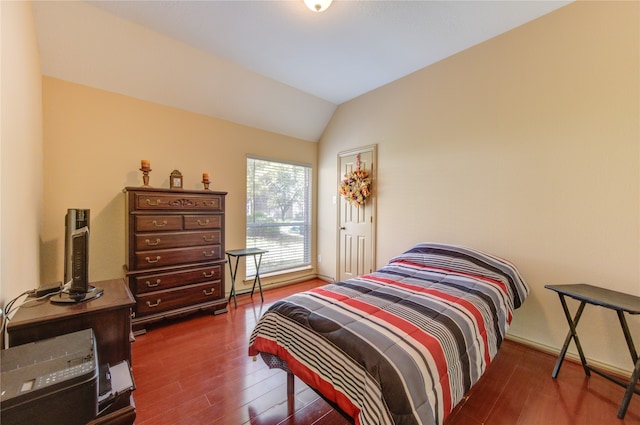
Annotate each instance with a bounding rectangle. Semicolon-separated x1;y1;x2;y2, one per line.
248;243;529;425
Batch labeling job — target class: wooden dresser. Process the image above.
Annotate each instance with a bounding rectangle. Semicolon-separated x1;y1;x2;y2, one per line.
124;187;228;333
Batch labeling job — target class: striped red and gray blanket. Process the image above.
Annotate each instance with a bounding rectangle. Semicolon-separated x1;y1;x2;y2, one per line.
248;243;529;425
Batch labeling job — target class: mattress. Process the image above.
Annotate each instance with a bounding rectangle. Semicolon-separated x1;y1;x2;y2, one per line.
249;242;529;425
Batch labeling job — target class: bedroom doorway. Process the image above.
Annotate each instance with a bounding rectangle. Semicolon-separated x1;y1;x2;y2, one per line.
337;145;377;281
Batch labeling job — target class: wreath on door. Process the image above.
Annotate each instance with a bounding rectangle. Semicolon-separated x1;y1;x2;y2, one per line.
338;154;371;207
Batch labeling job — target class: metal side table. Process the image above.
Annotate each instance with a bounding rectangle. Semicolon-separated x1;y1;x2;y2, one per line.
226;248;268;308
545;283;640;419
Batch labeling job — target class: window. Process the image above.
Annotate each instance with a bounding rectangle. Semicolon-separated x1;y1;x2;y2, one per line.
246;156;312;277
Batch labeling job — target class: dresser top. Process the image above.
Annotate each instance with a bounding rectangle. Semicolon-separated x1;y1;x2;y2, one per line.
124;186;227;196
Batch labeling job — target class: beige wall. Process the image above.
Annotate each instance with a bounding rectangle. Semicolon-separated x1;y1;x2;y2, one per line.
7;0;639;377
41;77;317;292
1;2;43;307
318;1;639;373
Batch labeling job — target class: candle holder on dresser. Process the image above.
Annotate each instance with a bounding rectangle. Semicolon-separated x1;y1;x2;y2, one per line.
139;168;152;187
202;172;210;190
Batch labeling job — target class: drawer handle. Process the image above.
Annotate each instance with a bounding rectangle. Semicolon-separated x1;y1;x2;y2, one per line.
145;256;161;264
145;199;161;206
152;220;167;227
202;250;215;257
197;219;210;226
203;288;215;296
146;299;162;308
145;279;161;288
202;235;215;242
145;238;161;246
203;200;216;207
202;271;215;278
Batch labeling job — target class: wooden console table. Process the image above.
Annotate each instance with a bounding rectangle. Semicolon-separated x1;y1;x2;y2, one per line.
6;278;136;424
545;283;640;419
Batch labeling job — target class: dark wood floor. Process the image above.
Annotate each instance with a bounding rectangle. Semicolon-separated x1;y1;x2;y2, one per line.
131;279;640;425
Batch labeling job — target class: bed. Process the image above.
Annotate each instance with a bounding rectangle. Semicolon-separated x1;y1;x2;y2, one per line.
248;242;529;425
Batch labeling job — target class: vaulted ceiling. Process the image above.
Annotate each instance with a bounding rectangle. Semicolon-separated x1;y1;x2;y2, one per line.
32;1;571;141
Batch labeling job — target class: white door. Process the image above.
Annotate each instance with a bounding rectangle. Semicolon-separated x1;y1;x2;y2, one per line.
337;146;376;281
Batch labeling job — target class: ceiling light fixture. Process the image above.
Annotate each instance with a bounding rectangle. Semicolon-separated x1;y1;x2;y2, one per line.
304;0;332;13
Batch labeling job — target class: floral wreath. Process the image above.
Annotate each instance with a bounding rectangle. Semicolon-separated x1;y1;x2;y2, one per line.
338;154;371;207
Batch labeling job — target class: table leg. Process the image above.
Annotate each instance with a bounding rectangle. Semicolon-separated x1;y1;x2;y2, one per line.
552;296;589;378
227;254;240;308
616;311;640;419
618;311;639;364
249;253;264;302
618;357;640;419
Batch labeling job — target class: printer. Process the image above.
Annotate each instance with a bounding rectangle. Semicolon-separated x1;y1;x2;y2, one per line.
1;329;99;425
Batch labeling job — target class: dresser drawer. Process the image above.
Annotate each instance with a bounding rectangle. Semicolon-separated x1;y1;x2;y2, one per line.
136;281;223;316
135;215;182;232
134;245;222;269
184;215;221;230
133;264;222;294
135;230;221;251
133;193;224;211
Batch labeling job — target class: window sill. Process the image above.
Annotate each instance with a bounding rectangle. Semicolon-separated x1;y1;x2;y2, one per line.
243;265;312;283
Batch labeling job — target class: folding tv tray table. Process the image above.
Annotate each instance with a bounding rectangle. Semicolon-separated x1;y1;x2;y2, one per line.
226;248;268;308
545;283;640;419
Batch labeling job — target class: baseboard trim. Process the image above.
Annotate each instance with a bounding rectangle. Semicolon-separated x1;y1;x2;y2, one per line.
505;334;633;377
227;273;323;298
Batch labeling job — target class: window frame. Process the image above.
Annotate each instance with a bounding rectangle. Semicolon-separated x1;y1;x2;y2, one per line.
245;155;313;278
